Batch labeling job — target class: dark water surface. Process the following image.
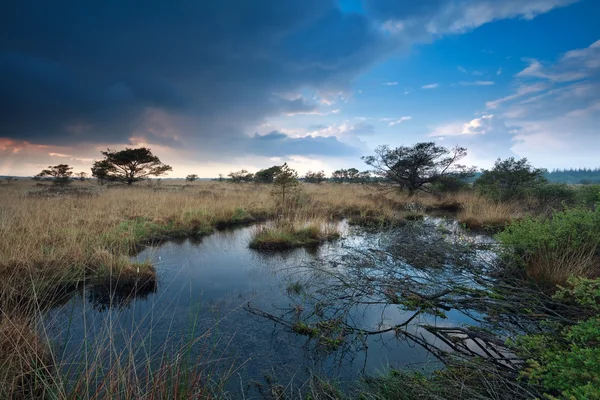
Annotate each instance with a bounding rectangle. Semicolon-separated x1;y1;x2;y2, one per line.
44;219;496;396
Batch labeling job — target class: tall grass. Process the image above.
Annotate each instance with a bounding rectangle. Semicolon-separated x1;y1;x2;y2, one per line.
0;181;531;398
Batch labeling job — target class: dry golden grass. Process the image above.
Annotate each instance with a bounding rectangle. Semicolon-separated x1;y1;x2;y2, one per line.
0;316;51;399
0;180;529;398
456;192;525;231
525;248;600;285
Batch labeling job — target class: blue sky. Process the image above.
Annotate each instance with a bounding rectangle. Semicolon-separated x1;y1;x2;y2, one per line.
1;0;599;176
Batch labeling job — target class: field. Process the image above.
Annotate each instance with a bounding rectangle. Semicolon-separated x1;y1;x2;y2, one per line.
0;179;597;399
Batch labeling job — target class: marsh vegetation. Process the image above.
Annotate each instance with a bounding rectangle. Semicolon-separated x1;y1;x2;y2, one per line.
1;151;600;399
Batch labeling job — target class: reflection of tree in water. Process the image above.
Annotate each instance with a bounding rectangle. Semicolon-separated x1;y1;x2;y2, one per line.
87;276;157;312
245;220;578;398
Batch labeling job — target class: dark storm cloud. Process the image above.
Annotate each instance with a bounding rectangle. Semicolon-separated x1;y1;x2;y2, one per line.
0;0;392;157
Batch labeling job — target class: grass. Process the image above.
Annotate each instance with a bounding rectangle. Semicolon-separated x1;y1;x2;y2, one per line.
0;180;536;398
249;219;341;250
456;192;524;231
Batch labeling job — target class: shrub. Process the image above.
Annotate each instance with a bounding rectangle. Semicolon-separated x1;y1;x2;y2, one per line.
531;183;576;212
475;157;546;201
497;208;600;283
575;184;600;208
517;277;600;399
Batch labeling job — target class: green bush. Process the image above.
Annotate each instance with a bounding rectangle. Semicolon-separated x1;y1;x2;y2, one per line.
474;157;546;201
531;183;576;211
517;277;600;399
498;208;600;258
497;208;600;283
575;184;600;208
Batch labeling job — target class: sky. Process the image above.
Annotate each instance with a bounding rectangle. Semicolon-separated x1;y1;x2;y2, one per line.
1;0;599;177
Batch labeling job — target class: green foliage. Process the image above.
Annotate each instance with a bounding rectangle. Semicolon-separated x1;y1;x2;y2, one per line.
546;167;600;184
254;165;281;183
475;157;546;201
304;170;327;184
497;207;600;259
554;276;600;312
36;164;73;185
575;184;600;208
271;163;300;206
331;168;367;183
429;175;471;194
518;278;600;399
227;169;254;183
363;142;474;196
531;183;576;211
92;148;172;185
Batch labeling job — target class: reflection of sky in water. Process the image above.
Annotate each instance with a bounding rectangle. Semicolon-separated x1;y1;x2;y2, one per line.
43;219;498;395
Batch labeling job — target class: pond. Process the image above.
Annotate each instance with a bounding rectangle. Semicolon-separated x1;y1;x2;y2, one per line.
43;218;501;397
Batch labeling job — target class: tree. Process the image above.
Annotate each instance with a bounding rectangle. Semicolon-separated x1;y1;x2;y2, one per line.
475;157;547;201
331;168;363;183
254;165;281;183
358;171;371;184
2;176;17;184
271;163;300;206
91;148;172;185
228;169;254;183
331;169;346;183
77;172;88;181
362;142;474;196
36;164;73;185
304;170;327;184
186;174;199;182
90;159;114;185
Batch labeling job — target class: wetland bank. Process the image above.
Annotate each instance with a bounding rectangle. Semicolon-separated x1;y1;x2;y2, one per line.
1;178;600;399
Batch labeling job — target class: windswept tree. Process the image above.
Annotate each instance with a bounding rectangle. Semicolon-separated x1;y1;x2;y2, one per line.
304;170;327;184
475;157;547;201
186;174;199;182
254;165;281;183
362;142;474;196
36;164;73;185
91;148;172;185
228;169;254;183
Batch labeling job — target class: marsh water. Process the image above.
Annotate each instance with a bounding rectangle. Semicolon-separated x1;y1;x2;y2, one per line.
44;218;499;396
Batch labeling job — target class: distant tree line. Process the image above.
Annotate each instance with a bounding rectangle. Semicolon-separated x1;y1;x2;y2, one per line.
545;168;600;184
28;144;599;194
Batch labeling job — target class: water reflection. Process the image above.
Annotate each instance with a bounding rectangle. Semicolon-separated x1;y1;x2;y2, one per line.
44;218;506;396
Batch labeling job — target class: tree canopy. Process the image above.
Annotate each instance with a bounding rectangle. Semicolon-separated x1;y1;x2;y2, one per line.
228;169;254;183
304;170;327;184
36;164;73;185
254;165;282;183
91;148;172;185
475;157;547;201
363;142;473;195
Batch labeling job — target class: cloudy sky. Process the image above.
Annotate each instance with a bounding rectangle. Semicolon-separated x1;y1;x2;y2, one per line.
1;0;599;177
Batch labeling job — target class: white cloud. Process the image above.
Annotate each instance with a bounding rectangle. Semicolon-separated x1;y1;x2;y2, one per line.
430;115;495;137
459;81;495;86
380;0;579;38
422;83;439;89
497;68;503;75
385;81;399;86
486;82;548;109
380;116;413;126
